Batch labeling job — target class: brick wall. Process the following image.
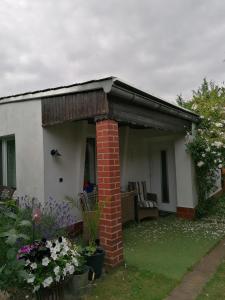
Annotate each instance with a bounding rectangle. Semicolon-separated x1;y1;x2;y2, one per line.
96;119;124;268
177;207;196;220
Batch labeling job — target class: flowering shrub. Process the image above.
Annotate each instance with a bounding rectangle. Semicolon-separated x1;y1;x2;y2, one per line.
18;237;83;293
178;79;225;217
18;196;76;239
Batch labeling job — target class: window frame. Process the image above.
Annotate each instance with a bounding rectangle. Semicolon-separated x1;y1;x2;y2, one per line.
0;135;16;187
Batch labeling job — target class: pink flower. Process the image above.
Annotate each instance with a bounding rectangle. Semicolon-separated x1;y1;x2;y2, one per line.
32;208;41;224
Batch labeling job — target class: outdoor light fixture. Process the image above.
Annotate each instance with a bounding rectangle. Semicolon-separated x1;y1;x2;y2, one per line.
50;149;62;157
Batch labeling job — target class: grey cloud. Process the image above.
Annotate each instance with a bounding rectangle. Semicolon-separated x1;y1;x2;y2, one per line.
0;0;225;101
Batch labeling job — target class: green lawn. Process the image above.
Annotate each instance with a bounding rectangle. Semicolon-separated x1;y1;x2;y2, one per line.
197;260;225;300
86;215;225;300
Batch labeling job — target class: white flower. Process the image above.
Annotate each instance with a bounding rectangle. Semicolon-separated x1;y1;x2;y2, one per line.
55;275;61;282
42;276;53;288
27;275;35;284
206;147;210;152
68;265;75;275
215;122;223;128
202;153;206;157
72;257;79;266
61;237;67;244
197;161;204;167
218;164;223;169
51;252;58;261
42;257;50;266
30;263;37;270
33;285;40;292
63;268;67;277
54;243;61;253
62;244;69;254
25;259;31;266
54;266;60;276
46;241;52;248
213;141;223;148
191;103;198;110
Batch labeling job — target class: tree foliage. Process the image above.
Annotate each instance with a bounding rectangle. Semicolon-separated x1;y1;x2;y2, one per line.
178;79;225;217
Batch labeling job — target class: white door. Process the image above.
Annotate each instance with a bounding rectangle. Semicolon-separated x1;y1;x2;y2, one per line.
149;143;177;212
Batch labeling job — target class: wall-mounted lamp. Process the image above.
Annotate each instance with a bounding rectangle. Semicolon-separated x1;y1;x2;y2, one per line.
50;149;62;157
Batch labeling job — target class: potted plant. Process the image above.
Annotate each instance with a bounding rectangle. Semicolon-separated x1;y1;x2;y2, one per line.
81;201;105;280
64;246;89;299
17;237;83;300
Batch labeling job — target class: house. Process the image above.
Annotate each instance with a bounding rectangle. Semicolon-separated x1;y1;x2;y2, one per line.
0;76;220;267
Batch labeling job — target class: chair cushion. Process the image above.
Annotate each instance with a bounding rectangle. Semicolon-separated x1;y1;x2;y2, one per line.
138;200;155;208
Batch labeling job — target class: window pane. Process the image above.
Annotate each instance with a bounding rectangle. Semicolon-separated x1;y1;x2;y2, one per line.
84;138;96;184
161;150;169;203
0;141;2;185
7;139;16;188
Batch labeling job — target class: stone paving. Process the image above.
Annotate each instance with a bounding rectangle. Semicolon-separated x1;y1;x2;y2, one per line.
165;237;225;300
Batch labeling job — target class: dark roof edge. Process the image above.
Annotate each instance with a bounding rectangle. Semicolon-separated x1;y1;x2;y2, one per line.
0;76;115;102
0;76;199;123
111;79;199;123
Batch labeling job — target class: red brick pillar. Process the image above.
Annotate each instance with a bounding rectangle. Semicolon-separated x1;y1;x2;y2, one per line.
96;119;124;268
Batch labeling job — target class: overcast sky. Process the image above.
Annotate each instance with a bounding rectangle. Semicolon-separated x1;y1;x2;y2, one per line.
0;0;225;102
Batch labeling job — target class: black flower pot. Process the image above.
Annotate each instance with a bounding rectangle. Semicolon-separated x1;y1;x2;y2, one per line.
85;248;105;280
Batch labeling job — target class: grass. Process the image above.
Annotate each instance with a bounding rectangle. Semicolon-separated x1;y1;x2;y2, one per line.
197;260;225;299
86;213;225;300
85;266;176;300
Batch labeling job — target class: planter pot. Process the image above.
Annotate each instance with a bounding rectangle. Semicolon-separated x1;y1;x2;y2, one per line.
85;249;105;280
36;283;64;300
64;266;89;300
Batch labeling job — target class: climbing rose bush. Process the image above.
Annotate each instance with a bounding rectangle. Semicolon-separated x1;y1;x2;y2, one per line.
178;79;225;217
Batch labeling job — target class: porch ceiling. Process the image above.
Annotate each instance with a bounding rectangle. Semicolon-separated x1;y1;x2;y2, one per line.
39;77;199;131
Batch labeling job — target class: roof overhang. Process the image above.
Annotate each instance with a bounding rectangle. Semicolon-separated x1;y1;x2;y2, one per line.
0;76;199;131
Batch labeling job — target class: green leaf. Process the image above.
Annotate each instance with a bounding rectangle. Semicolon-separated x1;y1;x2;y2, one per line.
5;234;18;245
0;228;16;237
0;232;9;238
0;265;6;274
17;233;29;240
18;269;29;279
19;220;32;227
5;212;17;219
6;248;17;260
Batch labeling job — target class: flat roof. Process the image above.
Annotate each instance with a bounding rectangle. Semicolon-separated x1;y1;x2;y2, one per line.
0;76;198;121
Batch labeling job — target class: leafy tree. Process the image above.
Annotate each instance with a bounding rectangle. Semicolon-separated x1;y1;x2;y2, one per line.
177;79;225;217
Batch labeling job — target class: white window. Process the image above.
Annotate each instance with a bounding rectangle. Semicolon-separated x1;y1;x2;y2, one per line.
0;136;16;188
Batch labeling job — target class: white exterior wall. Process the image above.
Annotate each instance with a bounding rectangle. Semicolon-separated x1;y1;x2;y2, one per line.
119;128;178;212
43;121;95;222
120;127;150;191
174;136;198;208
0;100;44;201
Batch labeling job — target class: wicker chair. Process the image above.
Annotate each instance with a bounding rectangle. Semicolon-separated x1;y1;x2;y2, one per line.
128;181;159;221
121;191;136;224
79;189;136;235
